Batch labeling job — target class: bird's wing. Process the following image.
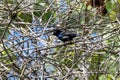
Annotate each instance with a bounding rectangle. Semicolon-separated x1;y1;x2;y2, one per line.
62;35;69;39
58;32;69;38
64;32;76;37
59;36;69;42
57;31;77;42
57;32;69;39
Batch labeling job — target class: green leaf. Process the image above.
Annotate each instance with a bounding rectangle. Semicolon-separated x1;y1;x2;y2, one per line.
18;13;32;22
1;48;16;65
99;74;114;80
0;29;4;37
42;10;52;22
62;58;72;68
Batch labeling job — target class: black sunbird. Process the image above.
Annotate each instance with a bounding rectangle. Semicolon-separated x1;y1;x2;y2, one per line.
53;29;77;42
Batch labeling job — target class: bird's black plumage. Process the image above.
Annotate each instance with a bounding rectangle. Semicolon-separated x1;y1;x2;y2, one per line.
53;29;76;42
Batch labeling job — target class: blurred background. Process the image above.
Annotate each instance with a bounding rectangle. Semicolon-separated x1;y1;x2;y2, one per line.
0;0;120;80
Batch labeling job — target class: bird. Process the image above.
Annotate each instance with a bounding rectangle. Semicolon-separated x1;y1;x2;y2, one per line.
53;29;77;42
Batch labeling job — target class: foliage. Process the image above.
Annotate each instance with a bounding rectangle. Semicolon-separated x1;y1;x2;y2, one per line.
0;0;120;80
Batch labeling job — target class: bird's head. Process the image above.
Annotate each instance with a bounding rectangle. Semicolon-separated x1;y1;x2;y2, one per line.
53;29;62;36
